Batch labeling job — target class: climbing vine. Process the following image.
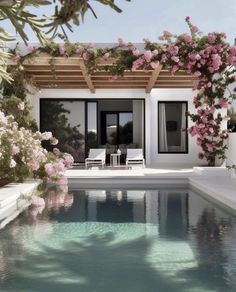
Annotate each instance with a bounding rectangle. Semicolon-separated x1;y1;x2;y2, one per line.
8;18;236;166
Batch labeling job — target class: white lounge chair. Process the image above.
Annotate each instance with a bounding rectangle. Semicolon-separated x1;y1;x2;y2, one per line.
85;149;106;168
126;149;145;168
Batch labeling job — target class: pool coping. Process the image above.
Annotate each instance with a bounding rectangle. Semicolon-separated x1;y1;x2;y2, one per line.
0;180;40;229
0;167;236;228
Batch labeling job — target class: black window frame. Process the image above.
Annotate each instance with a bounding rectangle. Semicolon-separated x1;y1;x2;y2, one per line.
158;101;189;154
100;111;133;145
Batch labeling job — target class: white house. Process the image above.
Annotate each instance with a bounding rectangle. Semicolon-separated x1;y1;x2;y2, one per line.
9;43;228;168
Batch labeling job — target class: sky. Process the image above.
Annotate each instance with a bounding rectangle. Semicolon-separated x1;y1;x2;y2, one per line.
4;0;236;44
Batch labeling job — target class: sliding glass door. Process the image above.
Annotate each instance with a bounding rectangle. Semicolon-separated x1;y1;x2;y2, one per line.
100;112;133;145
40;99;145;162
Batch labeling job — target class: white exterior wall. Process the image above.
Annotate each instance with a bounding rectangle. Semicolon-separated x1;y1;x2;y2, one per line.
29;87;227;167
227;133;236;166
150;88;202;167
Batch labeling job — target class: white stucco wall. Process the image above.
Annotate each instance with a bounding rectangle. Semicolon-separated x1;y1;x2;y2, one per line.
149;88;202;167
28;87;227;167
227;133;236;166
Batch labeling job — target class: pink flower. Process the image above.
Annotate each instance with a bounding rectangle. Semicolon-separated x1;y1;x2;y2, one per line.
144;50;153;62
87;42;94;49
150;61;159;69
219;99;228;108
152;49;159;56
31;195;45;207
53;148;61;155
206;143;214;152
13;52;21;62
118;37;126;46
109;75;118;81
171;56;179;63
82;52;90;61
198;123;205;129
59;44;65;55
191;26;199;33
182;33;192;43
193;71;201;77
45;163;54;177
211;54;222;71
198;152;204;160
63;153;74;168
170;65;179;75
163;30;173;38
167;45;179;56
57;176;68;185
132;49;140;57
207;33;217;44
27;46;37;53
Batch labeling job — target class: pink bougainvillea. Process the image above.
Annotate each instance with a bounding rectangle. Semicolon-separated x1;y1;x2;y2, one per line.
11;19;236;166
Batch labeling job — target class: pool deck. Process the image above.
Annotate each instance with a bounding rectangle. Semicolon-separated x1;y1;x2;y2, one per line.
66;166;236;213
0;166;236;229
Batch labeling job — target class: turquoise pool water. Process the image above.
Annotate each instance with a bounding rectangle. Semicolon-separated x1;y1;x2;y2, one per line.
0;186;236;292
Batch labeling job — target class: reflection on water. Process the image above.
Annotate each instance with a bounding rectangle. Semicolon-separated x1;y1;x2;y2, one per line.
0;188;236;292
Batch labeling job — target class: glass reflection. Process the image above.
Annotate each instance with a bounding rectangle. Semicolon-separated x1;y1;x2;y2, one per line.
0;189;236;292
40;100;85;162
119;113;133;144
87;102;97;149
106;114;118;145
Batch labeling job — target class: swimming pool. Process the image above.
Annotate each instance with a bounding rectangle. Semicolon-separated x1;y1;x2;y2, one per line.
0;185;236;292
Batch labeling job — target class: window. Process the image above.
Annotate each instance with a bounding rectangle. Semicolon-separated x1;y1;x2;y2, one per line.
158;101;188;153
40;99;85;163
100;112;133;145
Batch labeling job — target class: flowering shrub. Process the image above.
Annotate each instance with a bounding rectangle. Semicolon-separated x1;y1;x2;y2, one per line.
0;95;38;131
10;18;236;165
0;110;73;182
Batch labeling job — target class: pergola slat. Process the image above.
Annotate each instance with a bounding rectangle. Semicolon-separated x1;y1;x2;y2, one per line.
146;65;163;93
78;59;96;93
8;54;194;91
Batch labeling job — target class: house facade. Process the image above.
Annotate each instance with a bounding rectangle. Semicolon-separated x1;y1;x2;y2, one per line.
8;45;226;168
29;87;204;167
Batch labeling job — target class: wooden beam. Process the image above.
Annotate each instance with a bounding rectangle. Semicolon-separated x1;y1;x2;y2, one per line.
145;65;162;93
79;59;96;93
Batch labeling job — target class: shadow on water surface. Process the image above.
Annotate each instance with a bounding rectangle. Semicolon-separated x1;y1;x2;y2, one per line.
0;188;236;292
0;231;234;292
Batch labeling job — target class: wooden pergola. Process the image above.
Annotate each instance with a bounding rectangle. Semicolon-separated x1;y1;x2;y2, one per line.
9;54;195;93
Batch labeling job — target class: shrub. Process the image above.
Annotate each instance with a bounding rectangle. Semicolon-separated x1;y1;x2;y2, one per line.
0;109;73;183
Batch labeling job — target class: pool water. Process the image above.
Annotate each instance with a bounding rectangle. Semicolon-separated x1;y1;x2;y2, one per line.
0;186;236;292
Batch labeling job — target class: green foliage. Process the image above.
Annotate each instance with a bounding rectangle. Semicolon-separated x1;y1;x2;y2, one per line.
0;95;38;131
228;107;236;132
0;0;131;82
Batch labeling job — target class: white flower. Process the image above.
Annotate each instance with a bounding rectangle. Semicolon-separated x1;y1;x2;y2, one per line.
9;159;16;168
18;102;25;111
